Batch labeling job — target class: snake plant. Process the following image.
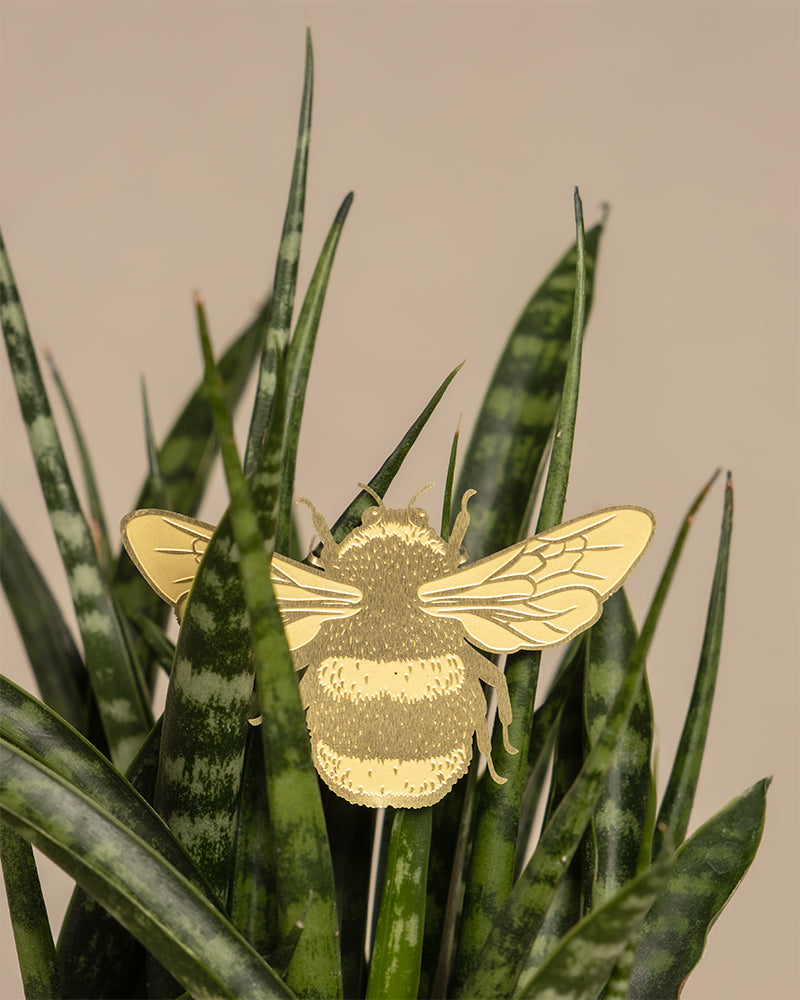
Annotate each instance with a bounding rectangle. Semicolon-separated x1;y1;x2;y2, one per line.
1;31;767;1000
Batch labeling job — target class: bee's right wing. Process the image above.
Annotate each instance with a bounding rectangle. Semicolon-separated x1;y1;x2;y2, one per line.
418;507;654;653
271;554;362;651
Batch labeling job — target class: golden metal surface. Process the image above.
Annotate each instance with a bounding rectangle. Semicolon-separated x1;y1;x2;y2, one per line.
120;489;654;807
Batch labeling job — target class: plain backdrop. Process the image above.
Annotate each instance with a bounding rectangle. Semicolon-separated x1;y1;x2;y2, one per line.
1;2;798;998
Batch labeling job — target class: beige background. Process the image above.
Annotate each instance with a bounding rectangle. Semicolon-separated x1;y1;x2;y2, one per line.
1;2;798;998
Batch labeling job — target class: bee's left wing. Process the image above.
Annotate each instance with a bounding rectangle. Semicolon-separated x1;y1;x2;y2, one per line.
271;554;362;651
121;509;214;611
418;507;655;653
121;509;363;645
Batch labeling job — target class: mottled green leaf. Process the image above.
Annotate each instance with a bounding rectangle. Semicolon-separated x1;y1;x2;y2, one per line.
519;663;586;976
47;352;113;578
654;474;733;855
440;419;461;540
56;718;163;1000
456;192;592;986
1;229;151;769
454;205;604;560
0;502;88;734
322;789;373;1000
199;308;342;999
276;191;353;551
229;728;278;958
326;362;463;544
583;589;653;908
0;824;63;1000
245;29;313;473
0;743;293;1000
629;778;769;999
140;376;167;509
366;808;432;1000
515;850;674;1000
456;475;713;999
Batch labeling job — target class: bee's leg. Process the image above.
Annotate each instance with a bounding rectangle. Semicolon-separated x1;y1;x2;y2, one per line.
477;659;518;756
474;718;506;785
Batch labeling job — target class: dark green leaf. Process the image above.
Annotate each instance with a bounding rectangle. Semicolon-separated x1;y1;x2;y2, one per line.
654;474;733;854
366;808;432;1000
199;307;342;999
56;718;163;1000
456;475;715;999
245;29;313;473
0;743;293;1000
455;193;592;985
276;192;353;551
47;352;113;578
0;824;63;1000
228;728;278;958
327;362;463;544
1;229;151;769
629;778;769;999
0;502;88;733
453;208;605;559
583;589;653;908
515;850;674;1000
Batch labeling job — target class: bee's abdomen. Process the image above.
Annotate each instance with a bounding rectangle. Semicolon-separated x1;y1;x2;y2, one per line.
316;653;464;704
307;654;481;760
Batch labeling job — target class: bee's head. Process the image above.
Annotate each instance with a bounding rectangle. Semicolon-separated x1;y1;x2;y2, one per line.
358;482;433;531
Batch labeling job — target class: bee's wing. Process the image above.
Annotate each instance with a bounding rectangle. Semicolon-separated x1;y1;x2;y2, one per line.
120;509;214;609
270;554;362;651
122;510;363;646
418;507;655;653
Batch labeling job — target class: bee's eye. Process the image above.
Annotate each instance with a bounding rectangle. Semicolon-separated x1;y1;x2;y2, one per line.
408;508;429;528
361;505;382;526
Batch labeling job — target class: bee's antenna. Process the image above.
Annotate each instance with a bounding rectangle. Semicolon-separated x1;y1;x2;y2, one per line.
407;482;435;510
358;482;386;509
449;489;476;553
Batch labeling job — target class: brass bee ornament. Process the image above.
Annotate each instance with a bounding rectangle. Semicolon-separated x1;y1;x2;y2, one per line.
120;485;654;808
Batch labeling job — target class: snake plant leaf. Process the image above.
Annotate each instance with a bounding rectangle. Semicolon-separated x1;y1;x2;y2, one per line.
141;376;168;509
0;677;214;901
0;743;293;1000
456;473;713;1000
0;824;63;1000
276;191;353;552
654;474;733;855
0;502;88;733
455;191;591;983
519;666;587;978
321;788;373;1000
56;718;163;999
199;309;342;999
366;808;433;1000
440;419;461;540
128;299;269;518
228;728;278;958
245;28;313;474
583;588;654;908
1;230;152;770
453;205;604;561
327;360;464;544
113;299;268;650
46;352;113;578
514;639;585;877
514;849;674;1000
628;777;769;999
